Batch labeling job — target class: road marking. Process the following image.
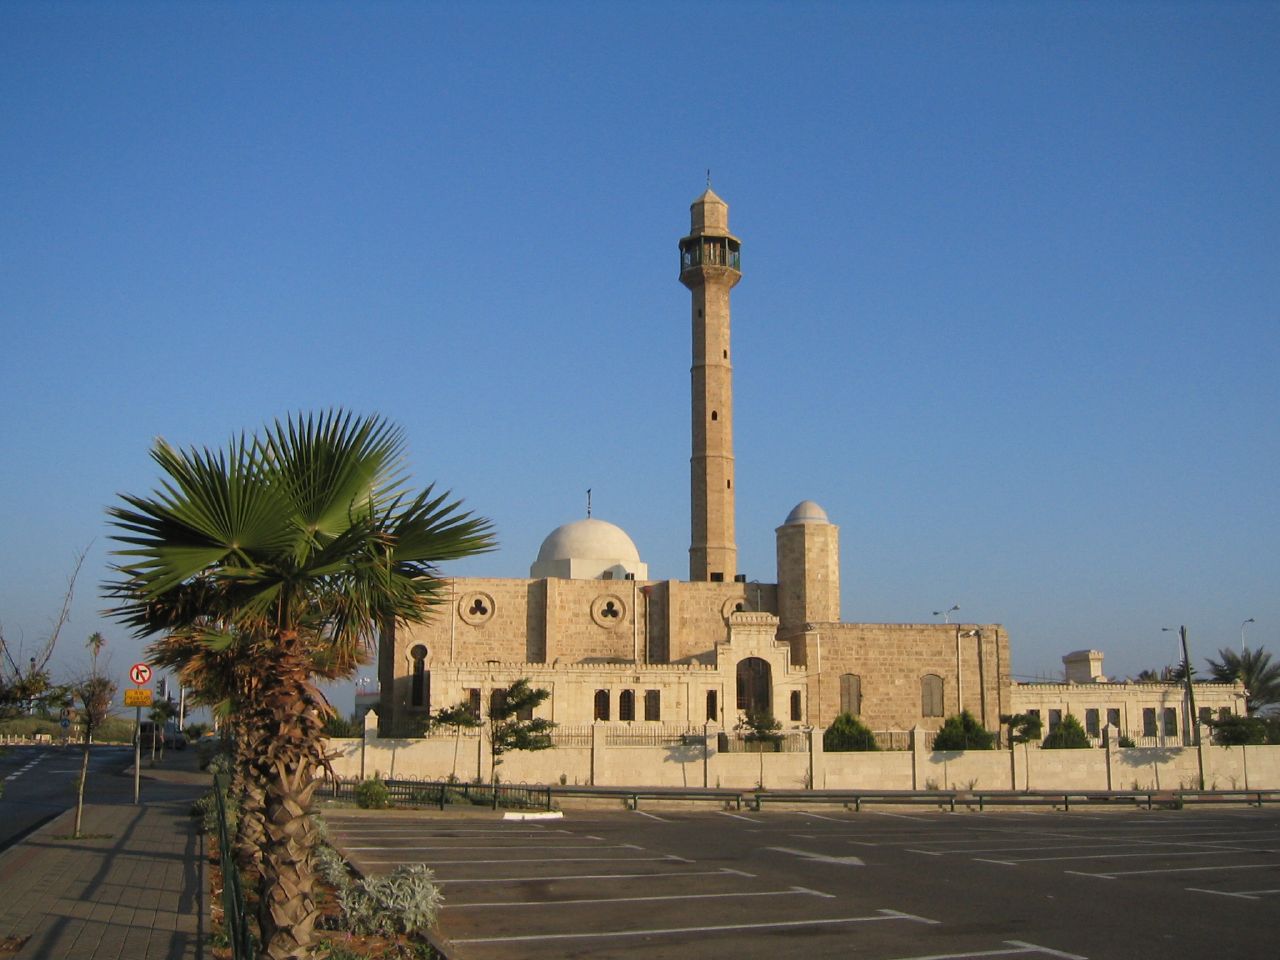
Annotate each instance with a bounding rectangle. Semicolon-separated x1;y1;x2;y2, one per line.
343;844;618;852
882;940;1086;960
718;811;763;823
445;886;833;908
1069;863;1279;879
975;849;1236;865
357;854;681;865
869;811;938;821
798;811;850;823
767;845;865;866
450;908;933;944
1187;886;1280;900
909;849;945;856
634;810;669;822
437;867;754;885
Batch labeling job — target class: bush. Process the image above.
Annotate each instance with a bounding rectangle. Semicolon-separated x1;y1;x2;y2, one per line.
355;777;391;809
1210;714;1267;746
823;713;879;751
931;711;995;751
1117;734;1136;748
1042;714;1091;749
323;713;361;738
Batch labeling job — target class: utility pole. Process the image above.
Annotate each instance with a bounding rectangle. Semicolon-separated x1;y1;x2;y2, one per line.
1178;625;1205;790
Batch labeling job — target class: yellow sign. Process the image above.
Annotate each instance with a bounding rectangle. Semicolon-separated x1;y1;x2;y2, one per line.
124;688;153;707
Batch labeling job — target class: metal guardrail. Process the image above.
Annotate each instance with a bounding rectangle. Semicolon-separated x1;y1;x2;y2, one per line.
551;784;744;810
211;771;254;960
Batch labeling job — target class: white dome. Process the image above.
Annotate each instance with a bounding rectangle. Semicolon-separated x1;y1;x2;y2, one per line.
784;500;829;525
531;518;647;580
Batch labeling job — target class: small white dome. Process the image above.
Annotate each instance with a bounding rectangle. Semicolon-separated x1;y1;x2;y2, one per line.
784;500;829;525
531;518;647;580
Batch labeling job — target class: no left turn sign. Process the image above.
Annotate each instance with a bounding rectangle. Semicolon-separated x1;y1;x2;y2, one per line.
129;663;152;685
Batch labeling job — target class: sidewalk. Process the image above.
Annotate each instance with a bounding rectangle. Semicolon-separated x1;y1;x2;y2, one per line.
0;751;210;960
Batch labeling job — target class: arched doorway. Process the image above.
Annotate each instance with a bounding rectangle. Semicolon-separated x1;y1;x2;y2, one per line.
736;657;772;716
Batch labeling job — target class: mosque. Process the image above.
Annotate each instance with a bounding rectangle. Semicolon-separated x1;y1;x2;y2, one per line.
375;188;1013;739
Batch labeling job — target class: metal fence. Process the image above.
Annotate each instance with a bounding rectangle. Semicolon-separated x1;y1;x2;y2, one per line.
324;775;554;811
717;731;809;753
211;771;254;960
605;725;706;748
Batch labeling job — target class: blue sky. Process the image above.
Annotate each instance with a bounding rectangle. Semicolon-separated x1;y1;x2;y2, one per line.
1;1;1276;705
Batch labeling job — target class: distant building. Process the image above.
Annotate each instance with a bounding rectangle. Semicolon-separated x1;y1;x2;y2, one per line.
1010;649;1245;745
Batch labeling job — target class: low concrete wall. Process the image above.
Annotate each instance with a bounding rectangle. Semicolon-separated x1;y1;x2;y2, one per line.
326;716;1280;793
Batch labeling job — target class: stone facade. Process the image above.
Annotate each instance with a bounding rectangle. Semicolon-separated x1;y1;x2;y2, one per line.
376;188;1016;743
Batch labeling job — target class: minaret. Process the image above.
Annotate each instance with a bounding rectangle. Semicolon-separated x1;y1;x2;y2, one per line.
679;188;741;582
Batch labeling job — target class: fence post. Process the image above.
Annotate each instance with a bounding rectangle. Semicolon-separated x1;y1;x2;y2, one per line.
911;725;925;791
1103;724;1116;791
703;723;721;789
807;724;824;790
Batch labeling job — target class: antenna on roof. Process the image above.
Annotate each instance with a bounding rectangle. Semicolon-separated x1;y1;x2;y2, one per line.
586;488;592;518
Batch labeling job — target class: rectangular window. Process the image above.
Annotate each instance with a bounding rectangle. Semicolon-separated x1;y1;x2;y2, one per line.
1085;709;1100;737
1027;709;1040;722
1219;707;1231;721
921;675;944;718
840;674;862;715
1106;708;1121;730
594;690;610;721
1142;707;1157;737
1199;707;1213;726
466;689;481;722
644;690;661;721
790;690;802;722
706;690;718;723
1048;709;1062;730
1163;707;1178;737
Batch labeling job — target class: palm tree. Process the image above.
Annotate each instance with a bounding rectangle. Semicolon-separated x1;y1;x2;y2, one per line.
106;411;495;960
1205;647;1280;716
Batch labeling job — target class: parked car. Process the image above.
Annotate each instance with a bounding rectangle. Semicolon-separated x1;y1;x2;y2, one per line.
136;720;187;750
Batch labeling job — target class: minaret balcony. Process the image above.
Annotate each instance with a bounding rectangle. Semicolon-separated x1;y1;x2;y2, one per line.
679;235;742;278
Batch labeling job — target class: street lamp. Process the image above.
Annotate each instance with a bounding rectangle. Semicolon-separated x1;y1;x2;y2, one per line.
932;605;959;624
1242;618;1255;652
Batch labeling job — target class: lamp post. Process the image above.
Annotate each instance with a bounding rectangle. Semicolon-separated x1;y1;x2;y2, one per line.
1241;617;1255;653
1162;625;1205;789
932;605;959;624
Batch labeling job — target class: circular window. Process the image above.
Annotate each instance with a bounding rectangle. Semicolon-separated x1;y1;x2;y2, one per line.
458;591;495;626
591;594;627;629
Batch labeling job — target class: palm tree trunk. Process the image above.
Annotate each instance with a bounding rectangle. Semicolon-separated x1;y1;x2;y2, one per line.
253;633;330;960
231;716;266;873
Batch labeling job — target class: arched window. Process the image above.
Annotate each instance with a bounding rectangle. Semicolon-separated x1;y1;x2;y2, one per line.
706;689;718;723
790;689;802;722
619;689;635;722
839;674;862;716
593;689;610;721
921;675;944;718
410;645;429;710
736;657;772;715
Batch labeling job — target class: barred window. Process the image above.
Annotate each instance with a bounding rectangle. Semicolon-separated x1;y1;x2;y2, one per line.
1106;708;1120;730
1163;707;1178;737
1142;707;1157;737
1085;709;1100;737
706;689;718;723
466;688;481;722
593;689;610;721
790;690;802;721
619;689;635;722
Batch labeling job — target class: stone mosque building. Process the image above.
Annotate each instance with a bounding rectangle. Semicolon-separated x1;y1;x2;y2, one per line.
376;188;1014;740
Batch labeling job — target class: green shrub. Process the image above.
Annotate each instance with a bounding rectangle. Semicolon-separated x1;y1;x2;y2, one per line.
355;777;391;809
323;713;361;738
1117;734;1136;748
931;711;995;750
823;713;879;751
1042;714;1091;749
1210;714;1267;746
338;864;442;937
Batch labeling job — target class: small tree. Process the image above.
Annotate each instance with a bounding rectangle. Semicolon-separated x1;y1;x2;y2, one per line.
148;698;177;762
823;712;878;752
487;679;555;804
434;701;482;781
1042;713;1091;749
1000;712;1043;748
931;710;995;751
736;710;783;788
71;632;118;838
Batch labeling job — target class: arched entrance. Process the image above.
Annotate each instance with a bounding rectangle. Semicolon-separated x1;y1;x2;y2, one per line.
736;657;772;716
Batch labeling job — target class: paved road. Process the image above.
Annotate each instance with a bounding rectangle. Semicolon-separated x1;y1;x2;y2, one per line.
0;743;194;849
325;805;1280;960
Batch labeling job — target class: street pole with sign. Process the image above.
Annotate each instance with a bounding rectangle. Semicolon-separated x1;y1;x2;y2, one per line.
126;663;153;804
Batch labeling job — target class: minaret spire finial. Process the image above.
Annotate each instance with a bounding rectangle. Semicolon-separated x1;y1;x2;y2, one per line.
586;488;592;518
706;168;711;189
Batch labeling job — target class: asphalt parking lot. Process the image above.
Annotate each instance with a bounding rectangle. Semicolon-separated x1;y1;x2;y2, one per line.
324;805;1280;960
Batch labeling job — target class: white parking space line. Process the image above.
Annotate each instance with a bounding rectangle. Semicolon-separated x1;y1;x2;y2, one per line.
974;849;1238;865
797;811;852;823
343;844;621;851
1186;886;1280;900
717;811;763;822
1066;862;1280;879
634;810;669;822
444;886;834;908
438;867;755;885
883;940;1086;960
869;811;939;821
450;907;936;944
